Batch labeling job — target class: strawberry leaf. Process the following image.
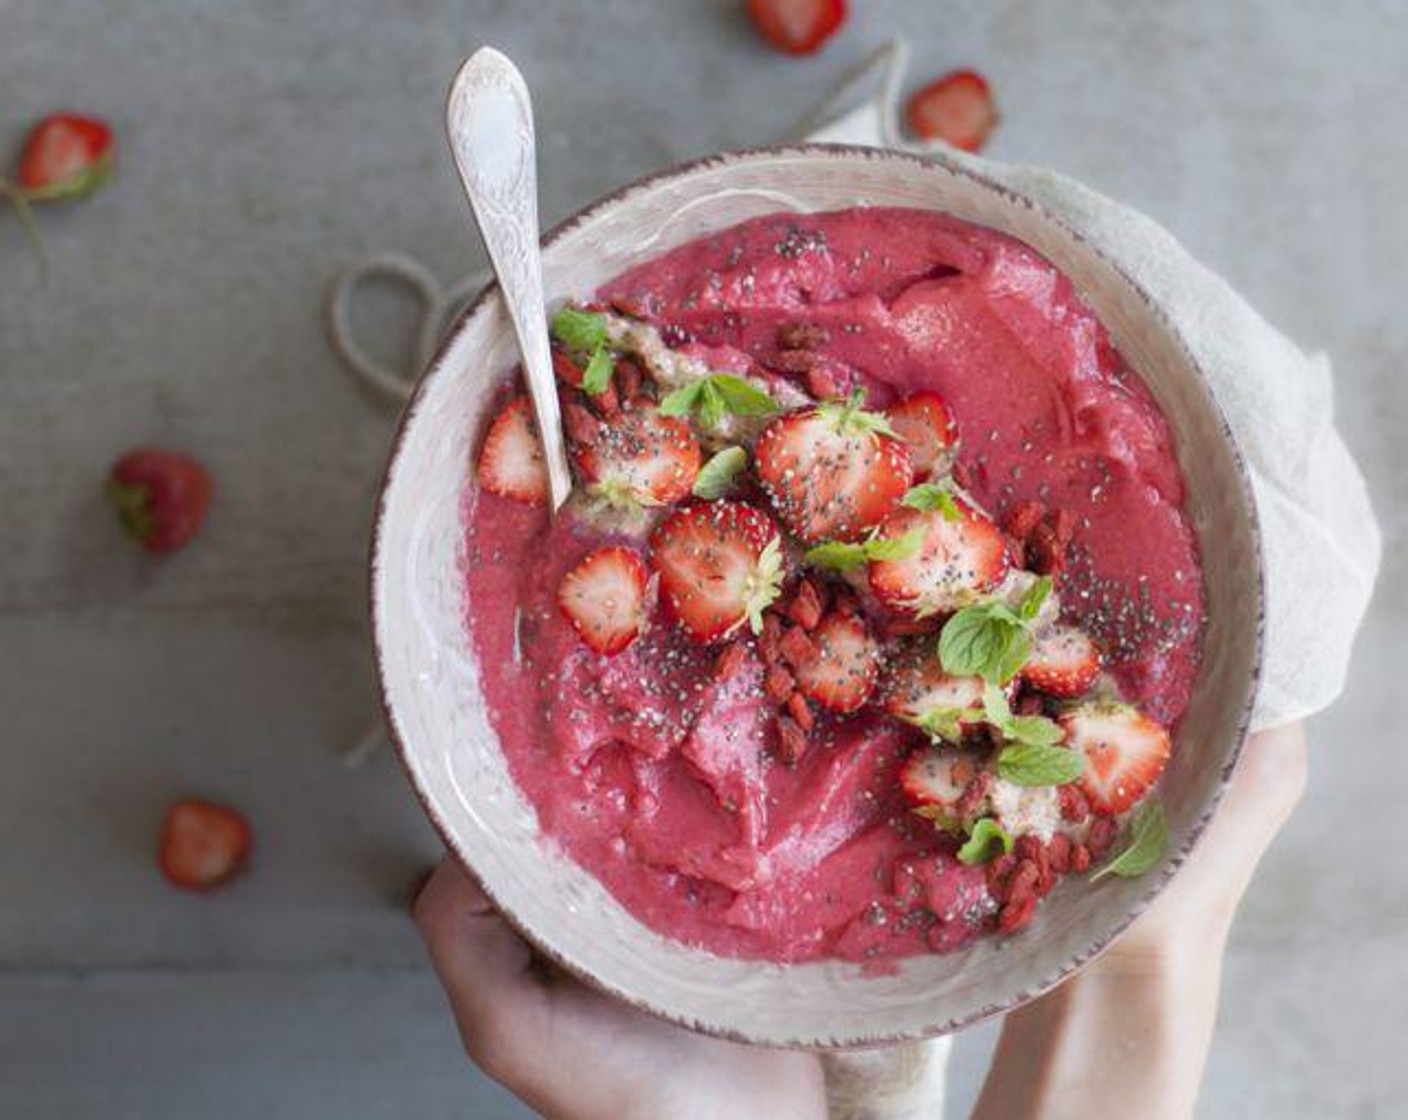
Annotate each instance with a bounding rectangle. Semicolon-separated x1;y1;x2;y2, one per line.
819;388;898;439
901;481;961;521
1092;801;1168;881
693;446;748;499
957;817;1012;865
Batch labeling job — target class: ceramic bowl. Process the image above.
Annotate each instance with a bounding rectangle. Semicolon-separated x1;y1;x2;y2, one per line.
371;144;1262;1047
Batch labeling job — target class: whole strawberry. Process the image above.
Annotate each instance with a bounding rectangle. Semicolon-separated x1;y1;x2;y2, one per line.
107;449;213;554
18;114;115;201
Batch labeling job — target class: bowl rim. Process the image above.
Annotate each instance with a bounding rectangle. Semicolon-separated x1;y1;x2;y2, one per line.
370;141;1265;1047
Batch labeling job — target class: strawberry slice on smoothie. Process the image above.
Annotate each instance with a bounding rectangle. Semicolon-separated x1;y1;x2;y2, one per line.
557;546;649;656
867;501;1009;616
1061;702;1172;816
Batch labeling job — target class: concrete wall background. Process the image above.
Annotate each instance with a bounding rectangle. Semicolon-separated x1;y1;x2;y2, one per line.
1;2;1402;1116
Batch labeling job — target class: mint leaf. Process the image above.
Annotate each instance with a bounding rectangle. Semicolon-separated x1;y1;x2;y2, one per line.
957;818;1013;865
1017;575;1054;622
657;380;704;417
580;343;613;395
709;374;778;416
803;540;870;571
659;374;777;429
996;741;1084;787
912;706;974;744
693;446;748;499
862;523;925;561
939;603;1028;682
550;306;607;352
804;525;924;571
1006;714;1064;747
1092;801;1168;881
902;481;961;521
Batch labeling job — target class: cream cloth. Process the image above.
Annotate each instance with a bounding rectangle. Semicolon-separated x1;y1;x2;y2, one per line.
328;38;1381;1119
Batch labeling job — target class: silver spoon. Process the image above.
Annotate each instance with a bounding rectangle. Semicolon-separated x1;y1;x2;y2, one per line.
445;47;573;510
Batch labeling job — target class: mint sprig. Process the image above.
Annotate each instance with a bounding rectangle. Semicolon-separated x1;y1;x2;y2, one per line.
957;817;1013;865
550;306;608;352
937;577;1056;684
659;374;777;429
693;446;748;499
1092;801;1168;881
804;524;925;571
911;705;978;744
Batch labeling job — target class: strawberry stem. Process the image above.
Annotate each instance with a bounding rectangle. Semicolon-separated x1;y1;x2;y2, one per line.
0;177;48;283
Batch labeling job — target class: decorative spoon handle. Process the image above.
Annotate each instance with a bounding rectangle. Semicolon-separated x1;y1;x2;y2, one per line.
446;47;572;510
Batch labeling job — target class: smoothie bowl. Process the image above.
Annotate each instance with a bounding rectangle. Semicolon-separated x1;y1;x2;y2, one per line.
372;145;1262;1046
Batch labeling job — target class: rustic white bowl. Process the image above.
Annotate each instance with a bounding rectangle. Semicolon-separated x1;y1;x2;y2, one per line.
372;144;1262;1047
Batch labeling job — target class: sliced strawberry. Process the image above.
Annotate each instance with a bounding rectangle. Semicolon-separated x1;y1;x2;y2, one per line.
107;449;212;554
158;799;252;891
477;394;548;505
1061;703;1171;816
792;612;878;713
905;70;999;153
649;501;784;643
1023;625;1101;698
883;651;987;731
573;404;700;507
867;502;1009;616
557;546;648;655
885;391;957;476
745;0;847;55
899;745;989;830
754;398;913;543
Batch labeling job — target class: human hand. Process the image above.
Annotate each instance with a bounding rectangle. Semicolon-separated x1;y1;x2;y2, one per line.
973;722;1308;1120
414;859;827;1120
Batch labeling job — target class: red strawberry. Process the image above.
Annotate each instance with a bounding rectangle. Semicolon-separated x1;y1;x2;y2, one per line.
556;546;648;655
1061;703;1171;816
649;501;784;643
792;612;878;713
1022;625;1101;698
899;745;989;830
106;449;212;554
867;502;1009;616
477;395;549;505
158;799;252;891
573;404;700;507
18;114;115;201
905;70;999;153
885;391;957;476
882;652;987;731
745;0;847;56
754;397;913;543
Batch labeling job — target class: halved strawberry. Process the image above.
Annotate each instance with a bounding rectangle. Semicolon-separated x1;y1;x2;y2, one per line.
883;651;987;736
158;799;252;891
905;70;999;152
1023;625;1101;698
793;612;878;713
1061;703;1171;816
573;404;700;507
867;502;1009;616
899;745;989;831
754;396;913;543
557;546;648;655
649;501;784;643
745;0;847;56
18;113;115;201
477;395;548;505
885;391;957;476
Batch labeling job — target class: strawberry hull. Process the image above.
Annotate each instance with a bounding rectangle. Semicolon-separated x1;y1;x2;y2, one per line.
463;206;1206;964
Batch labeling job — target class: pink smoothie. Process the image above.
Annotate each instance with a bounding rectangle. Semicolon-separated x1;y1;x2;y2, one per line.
463;208;1205;963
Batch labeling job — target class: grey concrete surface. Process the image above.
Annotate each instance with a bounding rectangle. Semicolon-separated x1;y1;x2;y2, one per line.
0;1;1403;1117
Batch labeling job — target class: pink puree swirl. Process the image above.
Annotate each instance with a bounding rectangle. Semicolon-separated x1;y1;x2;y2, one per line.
462;208;1205;963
